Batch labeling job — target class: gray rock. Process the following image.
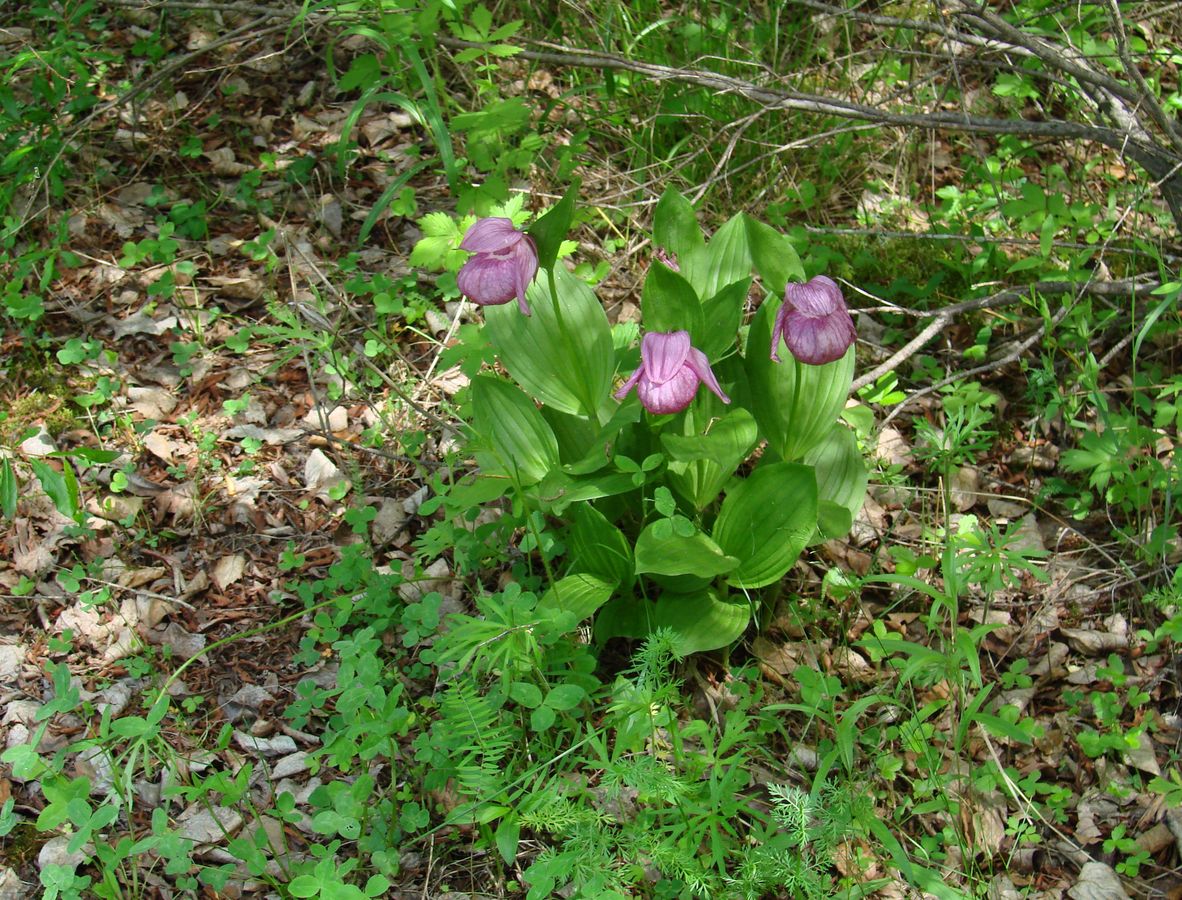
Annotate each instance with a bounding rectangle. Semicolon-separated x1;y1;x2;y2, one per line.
37;836;90;872
0;866;25;900
233;731;297;757
0;645;25;681
271;751;311;779
176;804;244;844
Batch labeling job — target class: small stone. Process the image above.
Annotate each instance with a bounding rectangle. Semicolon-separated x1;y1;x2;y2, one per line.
950;465;979;512
402;485;429;516
1010;513;1046;555
0;866;25;900
0;644;26;680
19;427;56;457
271;751;311;779
233;731;297;757
38;836;90;872
219;684;275;723
176;804;244;844
371;497;408;547
986;496;1027;518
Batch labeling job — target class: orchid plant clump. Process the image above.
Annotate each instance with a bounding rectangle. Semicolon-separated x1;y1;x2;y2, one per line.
418;187;866;653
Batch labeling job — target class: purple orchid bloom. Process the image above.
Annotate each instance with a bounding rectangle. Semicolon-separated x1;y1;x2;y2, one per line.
456;217;539;315
653;247;680;273
770;275;856;366
615;330;730;415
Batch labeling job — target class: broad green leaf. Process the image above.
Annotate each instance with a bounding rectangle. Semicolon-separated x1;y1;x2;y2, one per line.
509;681;543;708
531;469;636;514
594;589;750;654
337;53;381;92
696;278;748;362
746;298;855;461
561;400;642;475
566;504;632;586
804;423;867;542
530;706;556;731
470;376;559;486
694;213;749;301
713;462;817;588
29;459;78;521
662;407;757;510
652;187;705;262
634;522;739;580
58;448;121;465
541;406;599;465
485;264;613;416
640;262;703;336
536;573;616;622
744;215;805;297
0;458;16;519
495;815;520;865
527;180;580;272
816;501;854;541
972;711;1033;745
544;684;585;710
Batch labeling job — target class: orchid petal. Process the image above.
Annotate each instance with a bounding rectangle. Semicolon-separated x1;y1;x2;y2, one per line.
614;365;643;400
642;331;692;384
457;254;519;307
784;309;857;365
685;348;731;404
637;367;699;414
785;275;843;317
459;217;523;253
772;276;856;366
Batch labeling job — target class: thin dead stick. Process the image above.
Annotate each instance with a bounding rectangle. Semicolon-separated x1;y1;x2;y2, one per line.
852;277;1160;394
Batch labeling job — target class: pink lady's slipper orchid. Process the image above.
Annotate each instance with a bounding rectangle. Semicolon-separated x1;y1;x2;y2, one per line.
615;330;730;415
653;247;680;273
456;217;539;315
770;275;856;366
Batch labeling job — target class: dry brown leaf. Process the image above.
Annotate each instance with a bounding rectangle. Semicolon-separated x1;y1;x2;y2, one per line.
212;554;246;591
142;431;181;463
1066;861;1129;899
1061;628;1128;655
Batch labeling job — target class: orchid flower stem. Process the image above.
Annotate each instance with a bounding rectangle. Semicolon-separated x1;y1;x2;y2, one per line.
791;357;803;439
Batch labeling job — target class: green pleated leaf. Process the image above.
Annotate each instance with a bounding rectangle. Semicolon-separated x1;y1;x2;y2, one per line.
713;462;817;588
29;459;79;521
485;264;614;416
661;407;758;466
744;215;805;297
470;376;559;486
527;180;580;271
652;187;705;262
641;262;703;336
536;573;616;622
696;278;748;362
594;589;750;654
541;406;599;466
567;503;633;586
634;522;739;580
0;458;17;519
531;468;636;514
662;407;758;510
694;213;750;301
804;423;867;542
746;298;855;461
